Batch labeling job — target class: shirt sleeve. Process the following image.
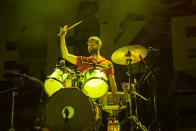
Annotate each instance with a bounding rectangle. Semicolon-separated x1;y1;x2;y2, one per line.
108;63;114;75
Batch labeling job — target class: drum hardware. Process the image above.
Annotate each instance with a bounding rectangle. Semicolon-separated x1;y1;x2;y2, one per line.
130;90;149;102
129;116;149;131
3;72;44;88
82;67;109;99
70;69;83;88
3;72;44;131
124;51;149;131
111;45;148;65
139;55;160;131
44;66;73;97
111;45;150;131
99;92;127;113
127;77;149;131
107;111;120;131
7;86;18;131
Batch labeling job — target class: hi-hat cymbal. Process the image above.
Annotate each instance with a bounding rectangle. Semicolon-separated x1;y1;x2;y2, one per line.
111;45;147;65
3;72;44;88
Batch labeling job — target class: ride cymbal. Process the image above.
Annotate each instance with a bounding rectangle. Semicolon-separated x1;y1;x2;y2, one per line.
111;45;147;65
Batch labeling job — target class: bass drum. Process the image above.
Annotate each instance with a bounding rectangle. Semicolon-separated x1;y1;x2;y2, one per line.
44;67;72;97
82;67;108;99
46;88;100;131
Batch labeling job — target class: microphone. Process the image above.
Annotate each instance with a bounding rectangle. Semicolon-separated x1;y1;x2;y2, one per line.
92;59;97;69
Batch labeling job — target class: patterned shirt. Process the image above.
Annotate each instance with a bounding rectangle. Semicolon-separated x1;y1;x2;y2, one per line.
76;56;114;76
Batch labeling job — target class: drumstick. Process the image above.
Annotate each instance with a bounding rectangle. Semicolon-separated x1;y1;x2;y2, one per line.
57;21;83;36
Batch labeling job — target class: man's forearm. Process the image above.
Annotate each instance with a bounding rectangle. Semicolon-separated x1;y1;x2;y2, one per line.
59;36;77;65
60;37;69;59
109;74;118;92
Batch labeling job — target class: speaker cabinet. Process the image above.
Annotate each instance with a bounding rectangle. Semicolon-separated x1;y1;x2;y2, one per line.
172;91;196;130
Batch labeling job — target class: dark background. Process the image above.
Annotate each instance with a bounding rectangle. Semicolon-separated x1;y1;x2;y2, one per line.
0;0;196;131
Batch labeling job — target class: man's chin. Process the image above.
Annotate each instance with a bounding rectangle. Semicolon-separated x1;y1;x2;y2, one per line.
89;51;98;56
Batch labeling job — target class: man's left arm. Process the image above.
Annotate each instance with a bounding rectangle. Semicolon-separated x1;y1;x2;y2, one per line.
108;74;118;92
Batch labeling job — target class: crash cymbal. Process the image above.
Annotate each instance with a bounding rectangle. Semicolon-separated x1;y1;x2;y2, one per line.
3;72;43;88
111;45;147;65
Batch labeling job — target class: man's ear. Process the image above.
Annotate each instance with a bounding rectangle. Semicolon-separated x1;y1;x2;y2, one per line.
98;45;102;49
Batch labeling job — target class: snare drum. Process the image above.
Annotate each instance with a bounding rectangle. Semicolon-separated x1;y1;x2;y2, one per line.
100;92;126;105
100;92;127;111
82;67;108;99
44;67;72;97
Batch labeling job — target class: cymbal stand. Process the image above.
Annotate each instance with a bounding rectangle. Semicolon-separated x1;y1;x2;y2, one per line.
7;82;20;131
139;55;159;131
126;57;149;131
34;85;47;130
126;57;133;131
8;86;17;131
0;85;19;131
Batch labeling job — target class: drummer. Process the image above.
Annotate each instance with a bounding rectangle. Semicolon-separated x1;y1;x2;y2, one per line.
59;25;117;92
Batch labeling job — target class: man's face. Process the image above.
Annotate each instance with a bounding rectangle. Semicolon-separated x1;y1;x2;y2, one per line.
87;39;100;54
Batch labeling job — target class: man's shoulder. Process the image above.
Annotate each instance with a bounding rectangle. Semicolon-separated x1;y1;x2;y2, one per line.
100;56;113;66
100;56;111;62
77;56;93;64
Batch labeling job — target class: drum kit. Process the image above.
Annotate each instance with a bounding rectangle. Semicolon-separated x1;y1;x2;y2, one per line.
43;45;155;131
2;45;158;131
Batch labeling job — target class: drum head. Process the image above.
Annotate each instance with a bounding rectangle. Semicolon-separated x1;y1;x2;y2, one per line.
46;88;95;131
83;79;108;98
44;79;64;97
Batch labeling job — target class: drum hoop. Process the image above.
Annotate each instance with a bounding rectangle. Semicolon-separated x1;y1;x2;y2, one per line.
46;88;97;130
47;88;97;117
83;67;108;82
83;77;108;87
46;76;64;85
83;67;106;74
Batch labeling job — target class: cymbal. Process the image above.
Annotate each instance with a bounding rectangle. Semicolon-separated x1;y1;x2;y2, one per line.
3;72;44;88
111;45;147;65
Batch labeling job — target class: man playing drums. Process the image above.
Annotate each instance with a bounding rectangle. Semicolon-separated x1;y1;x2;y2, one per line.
59;25;117;95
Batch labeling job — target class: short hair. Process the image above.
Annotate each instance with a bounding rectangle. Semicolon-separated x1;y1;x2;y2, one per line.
88;36;102;46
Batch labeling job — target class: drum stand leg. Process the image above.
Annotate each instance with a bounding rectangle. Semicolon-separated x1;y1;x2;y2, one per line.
34;87;49;131
126;58;149;131
127;86;149;131
8;87;17;131
129;116;149;131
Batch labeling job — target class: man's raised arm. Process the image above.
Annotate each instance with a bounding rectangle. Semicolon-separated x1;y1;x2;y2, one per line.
59;25;77;65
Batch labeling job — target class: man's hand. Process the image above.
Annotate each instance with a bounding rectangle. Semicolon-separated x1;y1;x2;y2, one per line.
59;25;77;65
59;25;68;38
